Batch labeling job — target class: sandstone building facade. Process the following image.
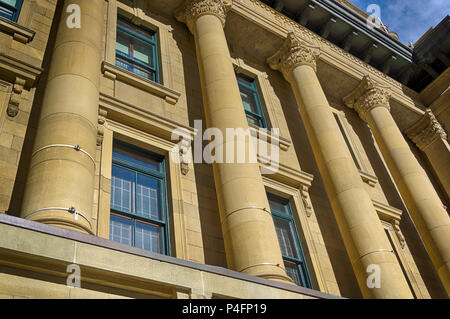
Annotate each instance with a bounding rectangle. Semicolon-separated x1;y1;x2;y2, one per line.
0;0;449;299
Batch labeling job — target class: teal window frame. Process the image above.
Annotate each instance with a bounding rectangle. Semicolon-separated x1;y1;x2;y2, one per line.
0;0;23;22
268;193;312;288
237;73;267;128
115;16;160;83
110;140;170;255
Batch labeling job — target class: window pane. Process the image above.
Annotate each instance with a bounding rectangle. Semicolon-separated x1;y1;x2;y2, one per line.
284;260;303;286
110;214;133;246
111;165;135;213
0;4;13;20
239;86;259;114
0;0;17;7
133;39;154;67
273;218;299;259
135;221;160;253
237;74;256;88
268;197;289;215
136;173;161;220
113;143;160;171
132;65;154;80
116;33;131;57
246;113;261;127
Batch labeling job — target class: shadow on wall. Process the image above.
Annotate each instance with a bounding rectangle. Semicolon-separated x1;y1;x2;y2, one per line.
267;70;363;298
7;1;64;218
172;23;227;268
343;96;447;298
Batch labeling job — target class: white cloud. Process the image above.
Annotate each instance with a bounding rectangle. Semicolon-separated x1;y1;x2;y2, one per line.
383;0;450;43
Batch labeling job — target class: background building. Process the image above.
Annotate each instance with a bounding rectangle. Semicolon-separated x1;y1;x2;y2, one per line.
0;0;448;299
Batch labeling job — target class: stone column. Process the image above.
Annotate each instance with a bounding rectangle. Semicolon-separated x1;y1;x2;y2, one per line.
405;109;450;203
175;0;291;283
344;76;450;296
20;0;105;234
268;33;413;298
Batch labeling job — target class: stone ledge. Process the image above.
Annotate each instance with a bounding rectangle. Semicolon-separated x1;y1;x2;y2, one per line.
0;53;42;88
0;16;35;44
0;213;342;299
101;61;181;105
99;92;195;142
249;124;292;151
359;170;378;187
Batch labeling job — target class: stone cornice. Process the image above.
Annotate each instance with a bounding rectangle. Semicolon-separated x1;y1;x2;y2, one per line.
343;76;391;122
405;109;448;151
175;0;232;34
267;32;319;80
101;61;181;105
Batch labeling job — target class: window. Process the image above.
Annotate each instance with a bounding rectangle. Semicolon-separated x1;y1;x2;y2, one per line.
115;17;159;83
268;193;312;288
110;140;169;255
333;112;362;170
237;73;267;128
0;0;23;22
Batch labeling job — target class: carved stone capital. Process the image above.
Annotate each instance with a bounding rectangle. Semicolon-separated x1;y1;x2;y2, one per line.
405;109;447;151
175;0;232;34
343;75;390;122
267;32;319;80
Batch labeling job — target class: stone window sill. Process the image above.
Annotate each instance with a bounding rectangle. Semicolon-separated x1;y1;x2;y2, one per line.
0;16;35;44
248;124;291;151
359;170;378;187
101;61;181;105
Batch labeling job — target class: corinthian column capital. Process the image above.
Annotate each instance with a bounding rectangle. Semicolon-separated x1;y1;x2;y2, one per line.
343;75;391;122
267;32;319;80
405;109;448;150
175;0;232;34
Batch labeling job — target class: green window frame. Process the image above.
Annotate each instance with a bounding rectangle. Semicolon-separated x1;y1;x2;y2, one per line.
237;73;267;128
0;0;23;22
115;16;160;83
110;140;170;255
268;193;312;288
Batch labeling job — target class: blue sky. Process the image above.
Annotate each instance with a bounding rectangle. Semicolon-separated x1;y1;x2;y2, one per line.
349;0;450;45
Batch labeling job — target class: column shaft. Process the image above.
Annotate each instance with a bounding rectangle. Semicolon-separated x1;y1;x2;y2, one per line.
405;110;450;203
367;105;450;295
177;1;291;283
290;65;412;298
20;0;104;233
267;33;413;298
423;139;450;202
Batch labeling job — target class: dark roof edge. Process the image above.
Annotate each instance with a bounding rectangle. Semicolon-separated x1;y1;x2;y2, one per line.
313;0;413;61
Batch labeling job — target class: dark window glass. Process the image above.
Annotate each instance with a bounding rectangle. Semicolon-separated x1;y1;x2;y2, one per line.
268;193;312;288
237;73;267;128
115;17;159;83
0;0;23;22
110;141;169;255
